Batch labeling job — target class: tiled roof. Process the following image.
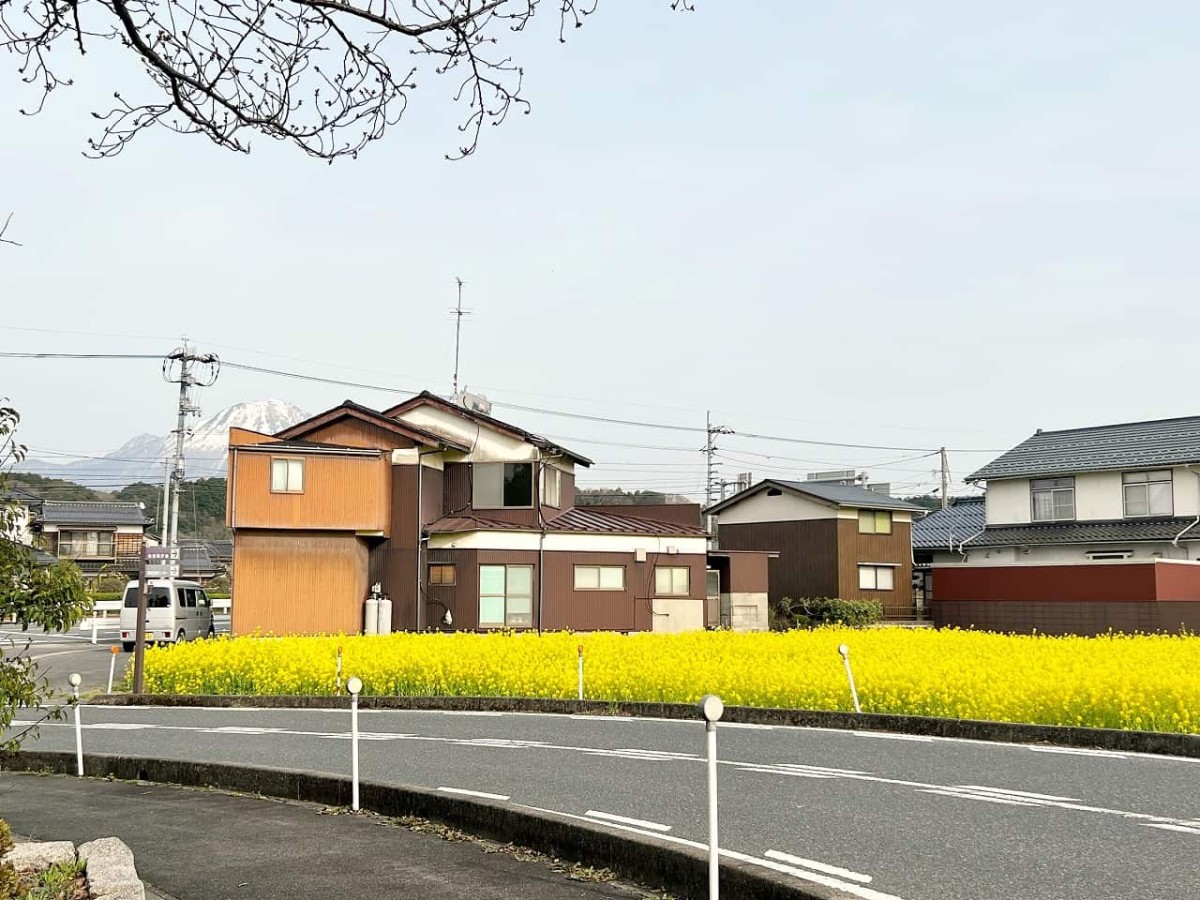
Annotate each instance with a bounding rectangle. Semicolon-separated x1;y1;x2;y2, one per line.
911;497;988;549
40;501;147;526
706;479;926;515
426;508;707;537
0;538;56;566
969;415;1200;481
966;517;1200;548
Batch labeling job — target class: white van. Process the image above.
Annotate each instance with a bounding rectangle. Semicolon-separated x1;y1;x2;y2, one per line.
119;579;215;652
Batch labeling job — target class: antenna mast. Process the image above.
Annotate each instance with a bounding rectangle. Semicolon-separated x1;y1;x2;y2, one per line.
452;278;467;396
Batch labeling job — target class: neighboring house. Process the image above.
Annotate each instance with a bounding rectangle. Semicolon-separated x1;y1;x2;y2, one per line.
910;496;987;612
178;541;225;583
36;500;149;579
1;488;43;546
227;393;771;636
706;480;926;618
933;415;1200;634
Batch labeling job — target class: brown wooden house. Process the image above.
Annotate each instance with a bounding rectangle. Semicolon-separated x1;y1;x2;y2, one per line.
226;393;733;636
706;480;924;617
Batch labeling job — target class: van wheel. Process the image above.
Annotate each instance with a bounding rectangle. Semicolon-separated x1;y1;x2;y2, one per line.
122;641;135;653
177;630;186;643
206;624;216;639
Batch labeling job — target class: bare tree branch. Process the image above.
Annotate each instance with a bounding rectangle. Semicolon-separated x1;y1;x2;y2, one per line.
0;0;690;161
0;212;20;246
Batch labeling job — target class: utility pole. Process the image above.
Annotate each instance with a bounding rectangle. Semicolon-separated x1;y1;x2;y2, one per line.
158;455;170;543
161;340;220;562
451;278;470;397
704;411;733;508
940;446;950;510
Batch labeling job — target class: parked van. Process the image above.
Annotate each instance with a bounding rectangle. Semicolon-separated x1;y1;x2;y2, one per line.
119;579;215;652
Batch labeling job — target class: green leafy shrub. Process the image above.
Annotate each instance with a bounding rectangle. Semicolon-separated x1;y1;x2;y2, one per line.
772;597;884;630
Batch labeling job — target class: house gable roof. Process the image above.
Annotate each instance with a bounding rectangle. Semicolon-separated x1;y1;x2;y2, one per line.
964;517;1200;548
969;415;1200;481
426;507;706;538
911;496;987;550
40;501;147;526
383;392;592;466
706;479;925;516
274;401;470;452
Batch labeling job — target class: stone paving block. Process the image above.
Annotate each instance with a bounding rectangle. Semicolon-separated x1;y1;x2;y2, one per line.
79;837;145;900
4;840;76;872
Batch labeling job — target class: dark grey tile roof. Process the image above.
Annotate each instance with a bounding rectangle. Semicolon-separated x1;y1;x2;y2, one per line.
969;415;1200;481
40;501;148;526
707;479;925;515
966;517;1200;548
912;497;988;549
1;538;56;566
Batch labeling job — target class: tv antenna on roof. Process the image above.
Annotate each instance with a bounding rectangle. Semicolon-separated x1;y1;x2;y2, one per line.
451;277;472;396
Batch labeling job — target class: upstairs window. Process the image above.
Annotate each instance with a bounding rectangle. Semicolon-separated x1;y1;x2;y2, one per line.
473;463;534;508
1031;477;1074;522
1123;470;1173;518
271;458;305;493
542;467;562;508
59;530;114;558
858;510;893;534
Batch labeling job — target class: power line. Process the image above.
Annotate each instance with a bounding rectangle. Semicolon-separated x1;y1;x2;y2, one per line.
0;351;162;360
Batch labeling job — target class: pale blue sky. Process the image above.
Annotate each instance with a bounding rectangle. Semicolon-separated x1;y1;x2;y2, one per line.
3;2;1199;498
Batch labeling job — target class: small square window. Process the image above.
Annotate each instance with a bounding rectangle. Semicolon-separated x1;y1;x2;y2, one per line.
429;564;456;586
654;566;690;596
271;458;305;493
858;510;893;534
858;565;895;591
574;565;625;591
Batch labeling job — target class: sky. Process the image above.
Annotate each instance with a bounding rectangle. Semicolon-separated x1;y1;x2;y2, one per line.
3;1;1199;501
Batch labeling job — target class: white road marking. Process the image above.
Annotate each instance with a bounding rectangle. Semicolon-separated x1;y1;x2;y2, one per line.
734;764;838;779
1029;746;1129;759
719;722;775;731
764;849;872;883
1144;823;1200;835
956;785;1079;802
568;715;636;722
517;804;907;900
854;732;936;743
85;723;155;731
440;711;504;717
437;787;510;801
919;789;1042;807
584;810;671;832
28;648;94;661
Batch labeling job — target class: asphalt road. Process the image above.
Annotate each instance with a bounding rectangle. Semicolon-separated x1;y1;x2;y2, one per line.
8;680;1200;900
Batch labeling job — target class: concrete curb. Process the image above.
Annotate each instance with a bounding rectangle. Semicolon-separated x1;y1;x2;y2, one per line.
78;837;145;900
89;693;1200;759
3;751;839;900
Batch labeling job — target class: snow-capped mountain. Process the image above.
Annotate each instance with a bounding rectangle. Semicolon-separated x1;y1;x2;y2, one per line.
20;400;308;488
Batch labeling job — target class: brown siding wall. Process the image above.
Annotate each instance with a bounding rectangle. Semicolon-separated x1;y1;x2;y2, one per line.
933;600;1200;635
560;471;576;511
231;531;369;635
440;461;541;527
837;518;914;616
726;553;770;593
229;450;390;533
717;521;839;604
298;420;418;452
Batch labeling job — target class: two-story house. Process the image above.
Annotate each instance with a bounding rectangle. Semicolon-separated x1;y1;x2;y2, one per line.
932;415;1200;634
705;479;925;618
37;500;150;579
226;392;772;636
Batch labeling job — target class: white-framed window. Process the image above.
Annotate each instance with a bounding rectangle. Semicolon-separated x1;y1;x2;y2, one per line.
858;510;893;534
573;565;625;591
858;565;895;591
479;564;534;628
1031;477;1074;522
1123;470;1173;518
58;530;115;558
271;457;305;493
473;463;534;508
654;566;690;597
542;467;561;508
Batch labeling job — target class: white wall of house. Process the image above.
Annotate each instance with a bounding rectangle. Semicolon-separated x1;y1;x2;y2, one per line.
986;466;1200;525
954;542;1197;565
650;597;705;633
714;490;835;523
2;501;33;545
394;403;576;472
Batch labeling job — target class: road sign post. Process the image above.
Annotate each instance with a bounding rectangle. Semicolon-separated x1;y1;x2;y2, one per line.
838;644;861;714
69;673;83;777
107;646;119;694
132;548;150;694
347;676;363;812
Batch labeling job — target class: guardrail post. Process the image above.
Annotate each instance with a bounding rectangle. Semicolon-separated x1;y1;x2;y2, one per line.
837;643;862;714
69;673;83;776
698;694;724;900
107;646;119;694
90;619;98;645
347;676;362;811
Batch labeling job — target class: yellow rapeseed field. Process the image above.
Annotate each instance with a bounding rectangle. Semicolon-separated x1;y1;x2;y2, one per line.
135;628;1200;733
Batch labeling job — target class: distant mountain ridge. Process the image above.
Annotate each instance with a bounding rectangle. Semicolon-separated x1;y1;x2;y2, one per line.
20;399;307;488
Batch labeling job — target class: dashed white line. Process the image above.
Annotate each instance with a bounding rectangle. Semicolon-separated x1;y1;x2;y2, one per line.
853;732;936;743
584;810;671;832
956;786;1079;802
1029;746;1129;759
919;789;1042;807
437;787;510;801
440;711;504;717
764;849;872;883
1144;823;1200;836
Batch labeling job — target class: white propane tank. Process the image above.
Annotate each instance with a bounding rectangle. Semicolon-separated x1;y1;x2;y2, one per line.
376;595;393;635
364;595;379;635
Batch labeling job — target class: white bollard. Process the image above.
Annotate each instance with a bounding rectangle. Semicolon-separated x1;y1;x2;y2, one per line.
90;619;98;645
347;676;362;811
69;673;84;777
577;644;584;701
698;694;724;900
107;646;119;694
838;644;862;714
